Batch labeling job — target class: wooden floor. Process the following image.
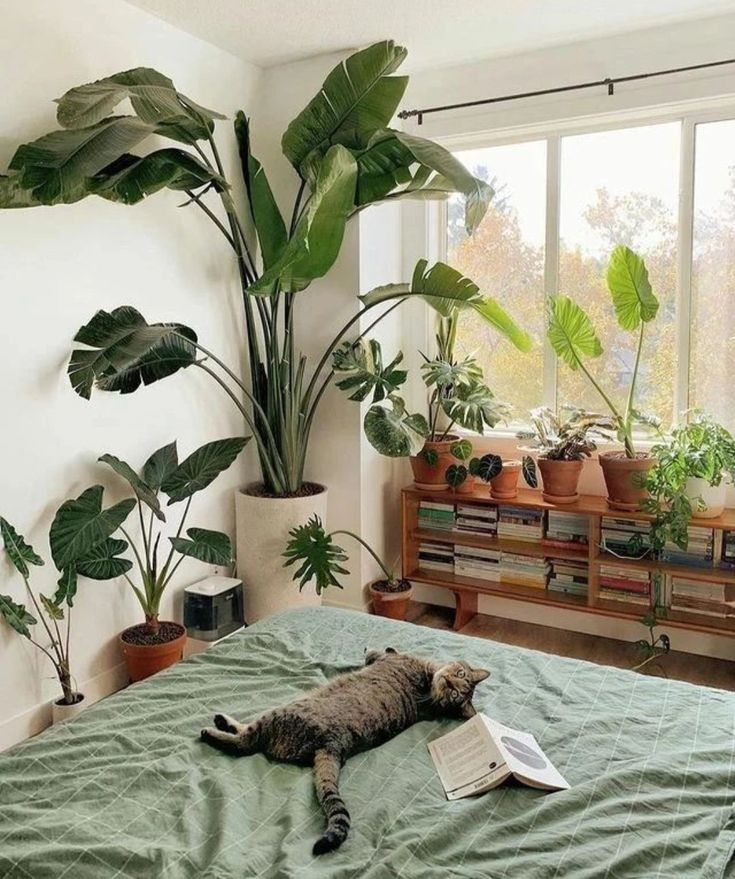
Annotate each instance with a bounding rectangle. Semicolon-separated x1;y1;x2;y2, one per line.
407;601;735;691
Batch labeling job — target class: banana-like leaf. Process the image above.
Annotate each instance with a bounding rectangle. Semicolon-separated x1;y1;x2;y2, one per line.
522;455;539;489
440;381;508;433
0;518;44;577
0;172;66;208
248;145;357;295
547;295;603;369
332;339;407;403
40;593;64;621
282;40;408;173
445;464;468;489
282;515;348;594
235;112;287;270
352;130;414;205
98;454;164;521
49;486;135;571
68;306;198;399
143;442;179;491
53;564;78;608
363;396;429;458
161;437;249;504
170;528;233;565
606;244;659;331
56;67;224;142
473;453;503;483
8;116;157;205
0;594;36;638
75;538;132;581
89;149;222;205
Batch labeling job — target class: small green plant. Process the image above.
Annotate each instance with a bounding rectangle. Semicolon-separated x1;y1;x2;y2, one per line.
644;414;735;551
445;439;474;488
632;576;671;673
283;515;406;593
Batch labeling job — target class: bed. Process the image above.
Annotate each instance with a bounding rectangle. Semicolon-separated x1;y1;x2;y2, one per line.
1;606;734;879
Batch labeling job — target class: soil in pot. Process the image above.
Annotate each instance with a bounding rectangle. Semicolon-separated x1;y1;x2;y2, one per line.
490;461;521;500
599;451;655;511
370;579;412;621
410;435;460;490
538;458;584;504
120;621;186;683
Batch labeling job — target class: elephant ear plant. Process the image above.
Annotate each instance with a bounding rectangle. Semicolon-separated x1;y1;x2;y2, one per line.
0;43;513;497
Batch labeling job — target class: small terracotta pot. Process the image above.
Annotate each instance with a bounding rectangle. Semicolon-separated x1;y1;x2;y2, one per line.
453;474;476;494
409;435;460;490
599;452;655;511
490;460;521;499
120;623;187;683
538;458;584;504
52;694;85;725
369;581;413;620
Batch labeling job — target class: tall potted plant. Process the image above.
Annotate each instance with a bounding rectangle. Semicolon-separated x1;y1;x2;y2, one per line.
547;245;660;509
1;43;510;619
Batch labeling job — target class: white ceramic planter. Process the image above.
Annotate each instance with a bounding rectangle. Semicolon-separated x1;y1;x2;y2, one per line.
51;694;85;725
235;483;327;623
685;476;727;519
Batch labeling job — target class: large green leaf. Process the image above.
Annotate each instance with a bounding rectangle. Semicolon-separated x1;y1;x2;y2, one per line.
332;339;407;403
98;454;164;521
143;442;179;492
169;528;233;565
8;116;157;205
56;68;224;142
0;518;44;577
282;41;408;173
248;145;357;295
49;486;136;570
363;396;429;458
440;380;508;433
0;594;36;638
161;437;249;504
53;564;78;608
352;130;414;205
40;593;65;621
282;515;348;594
68;306;197;399
548;295;603;369
606;244;659;330
0;172;64;208
235;112;287;270
75;538;132;580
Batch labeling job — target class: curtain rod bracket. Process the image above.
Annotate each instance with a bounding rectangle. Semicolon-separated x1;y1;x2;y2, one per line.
606;78;614;96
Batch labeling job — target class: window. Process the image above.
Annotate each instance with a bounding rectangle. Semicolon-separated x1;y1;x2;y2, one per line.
444;108;735;433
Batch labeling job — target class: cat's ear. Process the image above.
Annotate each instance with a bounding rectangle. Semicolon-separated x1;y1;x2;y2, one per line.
470;667;491;684
385;647;397;654
460;702;477;719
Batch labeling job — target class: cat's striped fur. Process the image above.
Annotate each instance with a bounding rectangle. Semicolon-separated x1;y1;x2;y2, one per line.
200;647;490;855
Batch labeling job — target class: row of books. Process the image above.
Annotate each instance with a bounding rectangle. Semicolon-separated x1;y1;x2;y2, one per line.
662;525;714;567
497;506;545;542
418;502;455;533
601;517;651;560
598;564;651;605
443;545;549;588
543;510;589;551
548;557;589;598
670;576;734;619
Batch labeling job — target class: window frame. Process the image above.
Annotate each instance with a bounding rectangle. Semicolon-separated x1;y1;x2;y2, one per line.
428;97;735;436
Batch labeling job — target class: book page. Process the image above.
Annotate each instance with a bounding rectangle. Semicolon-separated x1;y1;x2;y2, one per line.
428;714;511;800
481;716;570;791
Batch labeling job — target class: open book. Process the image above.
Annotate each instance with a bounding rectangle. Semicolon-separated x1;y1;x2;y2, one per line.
428;713;570;800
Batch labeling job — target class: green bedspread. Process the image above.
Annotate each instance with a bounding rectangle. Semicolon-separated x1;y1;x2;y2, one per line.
1;606;734;878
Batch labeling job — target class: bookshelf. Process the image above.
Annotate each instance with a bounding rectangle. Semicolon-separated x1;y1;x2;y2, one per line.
401;485;735;637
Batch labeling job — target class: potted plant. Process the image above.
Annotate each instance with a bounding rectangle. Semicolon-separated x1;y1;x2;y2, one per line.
644;414;735;552
283;515;412;620
1;44;502;621
465;454;526;500
518;407;615;504
0;488;137;723
95;437;247;680
444;439;478;493
547;245;661;510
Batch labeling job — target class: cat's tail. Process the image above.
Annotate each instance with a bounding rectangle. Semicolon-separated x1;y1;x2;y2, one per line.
312;749;350;856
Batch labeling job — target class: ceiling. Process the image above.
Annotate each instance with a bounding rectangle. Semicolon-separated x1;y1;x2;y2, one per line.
124;0;735;70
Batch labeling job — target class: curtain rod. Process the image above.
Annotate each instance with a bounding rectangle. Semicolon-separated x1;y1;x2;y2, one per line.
397;57;735;125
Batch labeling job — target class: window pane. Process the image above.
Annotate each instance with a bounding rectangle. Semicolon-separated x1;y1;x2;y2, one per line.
557;123;679;429
447;140;546;421
690;119;735;431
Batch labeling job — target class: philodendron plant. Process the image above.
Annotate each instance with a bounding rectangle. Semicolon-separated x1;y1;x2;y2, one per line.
0;490;137;705
0;42;518;496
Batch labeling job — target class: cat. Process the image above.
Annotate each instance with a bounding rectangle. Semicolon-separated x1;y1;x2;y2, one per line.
200;647;490;855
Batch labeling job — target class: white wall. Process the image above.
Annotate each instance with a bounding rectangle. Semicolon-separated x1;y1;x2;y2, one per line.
0;0;260;749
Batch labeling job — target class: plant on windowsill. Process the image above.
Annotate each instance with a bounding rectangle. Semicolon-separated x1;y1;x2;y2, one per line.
0;41;513;618
546;244;662;510
643;413;735;554
0;489;137;723
283;515;411;620
517;407;616;504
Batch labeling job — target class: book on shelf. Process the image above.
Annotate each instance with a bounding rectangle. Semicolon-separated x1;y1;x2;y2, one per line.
454;545;501;581
544;511;589;550
599;564;650;604
670;575;733;618
418;541;454;573
548;558;588;597
601;517;652;559
661;525;714;567
499;552;550;589
455;503;498;536
721;531;735;567
418;501;455;532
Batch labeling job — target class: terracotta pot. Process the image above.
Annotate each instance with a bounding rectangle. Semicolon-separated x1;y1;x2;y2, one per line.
120;623;186;683
369;581;413;620
51;694;85;725
599;452;655;511
685;476;727;519
454;474;476;494
409;435;460;490
490;460;521;499
538;458;584;504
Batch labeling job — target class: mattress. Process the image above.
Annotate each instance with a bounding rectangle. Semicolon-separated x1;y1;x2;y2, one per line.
1;606;734;878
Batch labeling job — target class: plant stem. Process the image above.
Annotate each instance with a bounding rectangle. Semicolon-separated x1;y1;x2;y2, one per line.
622;323;645;457
159;496;193;585
331;530;395;583
22;576;64;667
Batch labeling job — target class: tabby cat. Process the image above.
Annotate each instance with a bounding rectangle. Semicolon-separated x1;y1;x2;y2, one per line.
200;647;490;855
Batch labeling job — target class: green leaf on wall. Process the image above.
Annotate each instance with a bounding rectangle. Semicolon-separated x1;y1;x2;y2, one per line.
98;454;165;521
0;518;44;577
161;438;249;504
170;528;233;565
0;594;36;638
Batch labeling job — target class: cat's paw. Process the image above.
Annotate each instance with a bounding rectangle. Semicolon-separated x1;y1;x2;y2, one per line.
213;713;238;733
